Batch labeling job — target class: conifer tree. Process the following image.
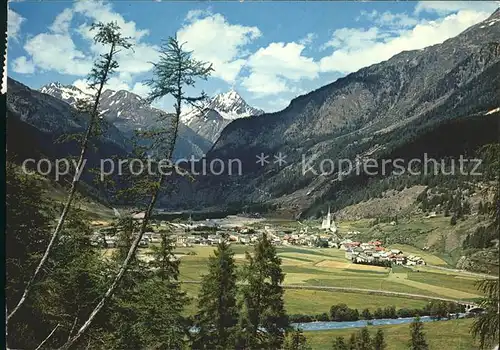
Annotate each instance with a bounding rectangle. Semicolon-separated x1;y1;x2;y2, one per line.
193;236;239;349
356;327;371;350
6;164;51;348
59;36;213;348
471;278;499;349
373;329;386;350
450;215;457;226
408;317;429;350
347;333;357;350
137;231;187;349
237;233;289;349
332;336;348;350
470;142;499;349
283;328;311;350
6;163;110;348
7;21;132;323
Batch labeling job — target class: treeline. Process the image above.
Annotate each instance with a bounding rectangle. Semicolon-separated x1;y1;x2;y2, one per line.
463;225;498;249
8;163;466;349
6;163;300;349
302;117;499;219
289;301;463;323
332;327;387;350
331;316;430;350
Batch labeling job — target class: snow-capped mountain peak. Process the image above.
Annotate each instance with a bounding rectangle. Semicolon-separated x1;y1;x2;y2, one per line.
181;90;263;124
179;90;264;142
208;89;264;120
40;82;92;106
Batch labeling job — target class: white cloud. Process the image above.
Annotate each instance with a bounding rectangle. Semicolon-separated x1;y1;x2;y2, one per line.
322;27;382;50
130;82;151;98
11;56;35;74
241;42;318;96
15;0;158;99
319;9;493;74
414;1;499;15
185;9;212;22
23;32;92;75
298;33;317;46
177;12;261;84
73;0;149;42
49;8;73;34
259;97;291;113
242;73;289;96
72;78;94;95
8;9;25;39
73;1;159;80
359;10;419;28
73;78;151;98
17;6;91;76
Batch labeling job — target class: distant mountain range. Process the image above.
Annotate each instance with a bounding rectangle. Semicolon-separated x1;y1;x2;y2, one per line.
39;82;264;155
181;90;264;142
166;8;500;216
7;9;500;218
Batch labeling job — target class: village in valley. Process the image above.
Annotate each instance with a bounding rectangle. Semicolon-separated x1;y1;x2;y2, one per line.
90;207;426;268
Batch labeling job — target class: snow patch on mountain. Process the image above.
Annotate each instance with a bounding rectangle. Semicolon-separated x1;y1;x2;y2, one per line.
181;89;264;125
40;82;92;106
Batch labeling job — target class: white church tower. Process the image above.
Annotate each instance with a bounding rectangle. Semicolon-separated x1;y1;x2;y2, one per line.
321;206;337;233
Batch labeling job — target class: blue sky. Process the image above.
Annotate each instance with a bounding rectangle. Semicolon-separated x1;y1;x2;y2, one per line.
7;1;499;112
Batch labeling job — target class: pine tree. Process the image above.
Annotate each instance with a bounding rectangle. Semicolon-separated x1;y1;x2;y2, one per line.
471;278;499;349
107;228;187;349
6;165;52;348
373;329;386;350
408;317;429;350
237;233;289;349
470;143;499;349
194;236;239;349
7;23;131;322
60;36;213;348
332;336;348;350
347;333;357;350
356;327;371;350
283;328;311;350
7;22;132;324
105;217;147;349
149;231;179;281
450;215;457;226
134;266;187;348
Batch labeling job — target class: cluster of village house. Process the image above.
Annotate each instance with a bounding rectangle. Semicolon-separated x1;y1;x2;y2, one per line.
342;240;426;266
91;218;426;267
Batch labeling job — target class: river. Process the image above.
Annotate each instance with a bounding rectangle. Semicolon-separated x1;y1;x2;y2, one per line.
292;314;466;332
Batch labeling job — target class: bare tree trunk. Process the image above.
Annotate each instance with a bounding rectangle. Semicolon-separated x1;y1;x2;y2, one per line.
7;44;115;323
59;95;182;349
35;324;60;350
57;179;163;349
5;304;8;349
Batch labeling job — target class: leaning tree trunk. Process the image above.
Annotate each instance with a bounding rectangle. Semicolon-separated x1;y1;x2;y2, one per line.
7;43;115;323
58;96;182;349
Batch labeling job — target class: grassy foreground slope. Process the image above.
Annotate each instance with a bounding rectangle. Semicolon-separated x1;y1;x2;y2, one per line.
305;318;478;350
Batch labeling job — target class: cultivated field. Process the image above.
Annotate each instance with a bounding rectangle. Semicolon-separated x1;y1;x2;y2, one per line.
170;244;486;316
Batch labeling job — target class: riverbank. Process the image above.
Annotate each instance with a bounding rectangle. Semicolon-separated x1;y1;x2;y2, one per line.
305;318;478;350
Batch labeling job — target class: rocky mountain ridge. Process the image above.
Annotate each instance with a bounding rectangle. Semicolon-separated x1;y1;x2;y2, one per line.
180;89;264;143
38;82;212;159
165;9;500;215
